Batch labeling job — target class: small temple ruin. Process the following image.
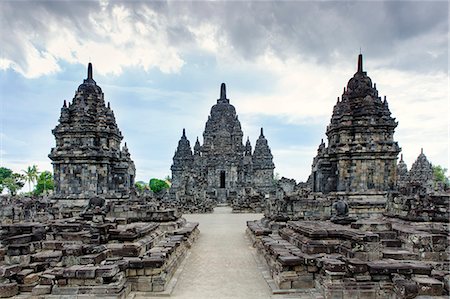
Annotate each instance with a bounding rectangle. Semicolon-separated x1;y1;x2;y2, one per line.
247;54;449;298
0;64;199;298
169;83;275;213
49;63;136;204
311;54;400;194
0;55;448;299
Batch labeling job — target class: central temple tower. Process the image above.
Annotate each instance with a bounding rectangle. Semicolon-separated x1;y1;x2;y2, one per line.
170;84;275;210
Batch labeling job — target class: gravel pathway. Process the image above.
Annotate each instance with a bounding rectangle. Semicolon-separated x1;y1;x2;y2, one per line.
168;206;271;299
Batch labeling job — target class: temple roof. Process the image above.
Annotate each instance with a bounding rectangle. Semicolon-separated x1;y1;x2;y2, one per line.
328;54;396;131
77;63;103;94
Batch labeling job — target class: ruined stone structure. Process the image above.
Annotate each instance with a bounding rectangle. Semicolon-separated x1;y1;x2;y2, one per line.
0;195;199;298
49;63;136;200
311;54;400;194
170;83;275;212
387;150;449;222
249;55;449;298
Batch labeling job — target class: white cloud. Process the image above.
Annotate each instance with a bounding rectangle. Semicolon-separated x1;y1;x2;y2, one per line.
1;3;185;78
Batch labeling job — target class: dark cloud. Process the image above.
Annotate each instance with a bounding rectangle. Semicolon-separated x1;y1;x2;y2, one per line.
0;0;447;74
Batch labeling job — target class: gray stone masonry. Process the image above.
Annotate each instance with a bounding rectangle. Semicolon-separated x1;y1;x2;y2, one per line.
170;83;275;212
311;54;400;195
49;63;136;200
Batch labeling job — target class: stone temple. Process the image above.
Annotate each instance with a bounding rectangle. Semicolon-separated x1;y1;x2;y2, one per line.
49;63;136;201
247;55;449;298
170;83;275;212
311;54;400;194
1;55;449;299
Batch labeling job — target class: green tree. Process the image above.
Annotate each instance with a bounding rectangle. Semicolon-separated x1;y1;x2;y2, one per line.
22;165;39;193
3;173;25;196
433;165;450;188
149;178;169;193
34;171;54;195
135;181;147;192
0;167;13;193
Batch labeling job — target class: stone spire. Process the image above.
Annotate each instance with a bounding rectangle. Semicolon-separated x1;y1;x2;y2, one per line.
397;154;408;185
357;53;363;73
245;137;252;156
253;128;275;170
217;82;229;104
202;83;243;156
171;129;193;171
78;63;101;94
194;137;201;156
220;83;226;99
88;62;93;80
409;150;433;185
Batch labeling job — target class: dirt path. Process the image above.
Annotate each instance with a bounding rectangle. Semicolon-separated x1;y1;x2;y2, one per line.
167;206;271;299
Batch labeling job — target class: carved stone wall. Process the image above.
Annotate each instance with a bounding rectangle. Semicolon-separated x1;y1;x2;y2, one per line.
49;63;135;200
170;83;275;212
311;55;400;194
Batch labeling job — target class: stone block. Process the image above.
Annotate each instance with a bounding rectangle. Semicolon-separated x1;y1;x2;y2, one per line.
0;265;21;278
80;251;106;265
0;282;18;298
412;276;444;296
142;257;165;268
96;265;119;278
5;254;30;266
76;267;97;279
51;285;79;295
31;250;62;263
63;244;83;256
16;269;34;284
39;273;55;285
278;255;303;266
31;284;52;295
23;273;40;285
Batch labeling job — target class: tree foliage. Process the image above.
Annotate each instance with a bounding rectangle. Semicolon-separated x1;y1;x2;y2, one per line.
149;178;169;193
0;167;13;193
23;165;39;193
2;173;25;196
433;165;450;188
135;181;148;192
34;171;54;195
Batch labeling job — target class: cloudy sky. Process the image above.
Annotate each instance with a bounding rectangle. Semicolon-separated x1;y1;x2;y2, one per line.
0;0;448;187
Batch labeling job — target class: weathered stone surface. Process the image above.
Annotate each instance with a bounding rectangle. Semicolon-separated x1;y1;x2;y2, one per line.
310;54;400;194
0;282;18;298
48;63;135;200
412;276;444;296
169;84;275;212
31;284;52;295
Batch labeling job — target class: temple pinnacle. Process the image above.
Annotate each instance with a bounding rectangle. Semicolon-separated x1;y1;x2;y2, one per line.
357;54;363;73
220;83;226;100
260;127;264;137
182;128;186;138
88;62;93;80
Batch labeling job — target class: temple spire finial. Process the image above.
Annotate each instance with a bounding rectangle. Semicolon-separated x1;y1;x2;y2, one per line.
400;154;404;162
220;83;226;100
88;62;93;80
260;127;264;137
357;53;363;73
182;128;186;138
421;148;423;154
